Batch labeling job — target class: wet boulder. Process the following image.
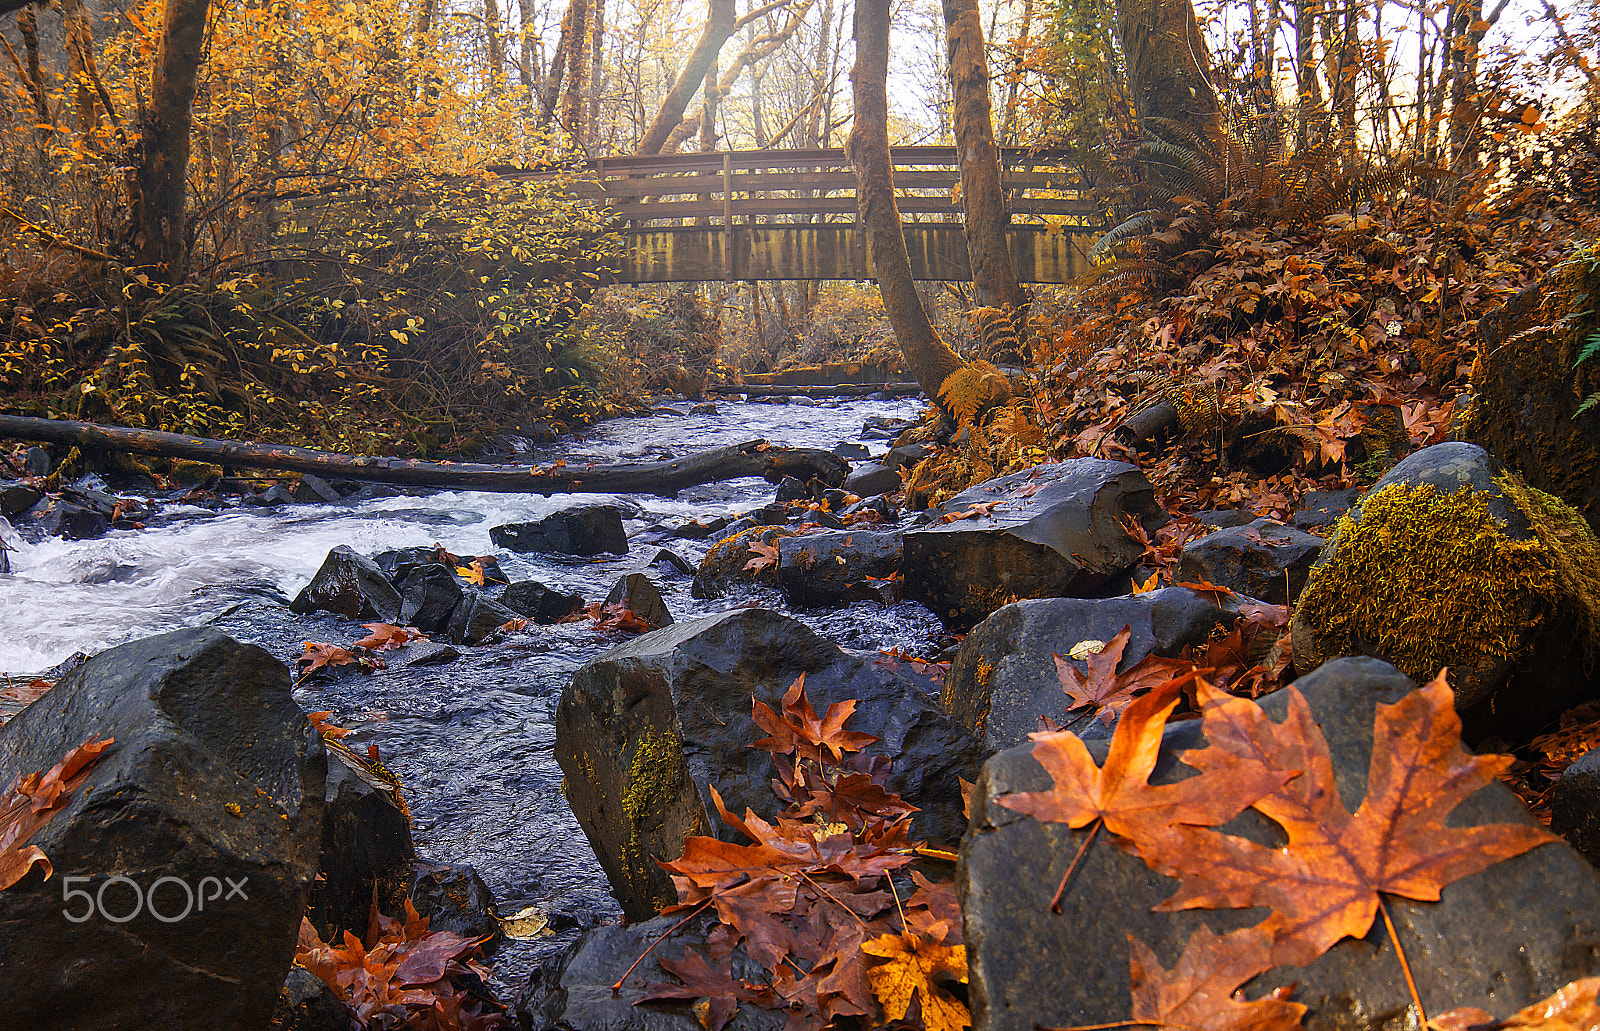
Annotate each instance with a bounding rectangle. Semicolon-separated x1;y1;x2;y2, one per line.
775;475;809;502
960;656;1600;1031
556;608;984;920
903;460;1167;632
26;497;109;540
271;967;350;1031
410;861;503;953
776;528;903;608
1291;442;1600;742
1551;748;1600;868
0;628;326;1031
649;548;697;578
372;546;448;585
395;564;465;634
448;593;521;645
289;546;404;623
0;482;40;519
291;473;344;504
307;749;415;942
1292;488;1361;533
491;504;630;556
844;461;900;498
500;580;584;624
1176;517;1323;604
605;573;673;629
943;587;1246;753
690;525;793;599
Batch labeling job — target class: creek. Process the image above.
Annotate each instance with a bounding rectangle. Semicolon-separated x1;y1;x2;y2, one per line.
0;396;941;991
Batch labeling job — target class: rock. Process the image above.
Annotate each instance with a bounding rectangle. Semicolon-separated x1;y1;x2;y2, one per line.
689;402;719;415
499;580;584;623
247;484;297;507
519;911;785;1031
832;441;871;460
943;588;1248;753
292;473;344;504
960;656;1600;1031
0;629;326;1031
1291;442;1600;742
691;525;793;599
491;504;630;556
394;641;461;667
22;446;50;476
27;498;109;540
1192;508;1256;529
604;573;673;629
1292;488;1361;533
1551;748;1600;868
775;476;809;503
556;609;984;920
1176;517;1324;604
171;460;223;487
448;593;521;645
270;966;351;1031
371;547;445;584
882;443;931;471
289;546;404;623
341;483;403;502
862;415;913;440
649;548;697;577
308;749;415;941
395;564;465;634
844;461;900;497
0;483;40;519
903;460;1168;632
669;516;731;540
776;529;903;607
842;494;898;523
410;861;503;953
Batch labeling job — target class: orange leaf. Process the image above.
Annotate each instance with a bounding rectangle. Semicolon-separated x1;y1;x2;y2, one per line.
1128;924;1306;1031
861;932;970;1031
1053;625;1199;725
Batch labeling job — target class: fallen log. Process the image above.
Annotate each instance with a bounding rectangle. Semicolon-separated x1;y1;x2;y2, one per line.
1112;401;1178;448
0;415;850;497
708;382;924;398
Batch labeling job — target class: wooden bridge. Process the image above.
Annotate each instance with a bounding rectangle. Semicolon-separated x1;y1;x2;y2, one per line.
566;146;1101;284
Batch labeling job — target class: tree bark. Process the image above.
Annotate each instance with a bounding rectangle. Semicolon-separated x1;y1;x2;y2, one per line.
484;0;506;90
0;416;850;497
129;0;212;284
848;0;966;400
1293;0;1324;147
638;0;738;154
16;8;50;126
561;0;591;135
1116;0;1220;136
942;0;1026;318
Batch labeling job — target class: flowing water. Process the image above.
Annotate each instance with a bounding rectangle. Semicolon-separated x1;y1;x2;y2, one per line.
0;396;941;990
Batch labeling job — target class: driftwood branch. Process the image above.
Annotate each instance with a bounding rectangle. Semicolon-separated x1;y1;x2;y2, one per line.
0;415;850;497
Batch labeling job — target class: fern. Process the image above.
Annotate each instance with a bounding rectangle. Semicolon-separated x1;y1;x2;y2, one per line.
1577;392;1600;418
1575;329;1600;370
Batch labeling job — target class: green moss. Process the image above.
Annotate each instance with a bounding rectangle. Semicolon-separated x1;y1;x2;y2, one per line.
1497;474;1600;673
1296;480;1556;680
621;726;682;833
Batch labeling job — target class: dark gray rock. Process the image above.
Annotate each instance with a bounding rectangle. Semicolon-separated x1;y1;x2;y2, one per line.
649;549;697;577
961;656;1600;1031
944;587;1246;753
557;609;984;920
0;629;326;1031
1177;517;1324;604
862;415;914;441
689;402;719;415
883;443;931;471
448;593;521;645
21;446;50;476
775;476;809;503
371;547;446;585
247;484;297;507
271;967;352;1031
499;580;584;623
1552;747;1600;868
904;460;1167;632
604;573;673;629
842;494;898;523
669;516;731;541
0;483;40;519
28;498;109;540
1192;508;1257;529
844;461;901;497
396;641;462;667
777;529;903;607
519;912;785;1031
396;564;465;634
491;504;630;556
308;750;415;942
289;546;403;623
410;861;503;952
1292;488;1362;532
690;525;793;600
832;441;871;460
292;473;344;504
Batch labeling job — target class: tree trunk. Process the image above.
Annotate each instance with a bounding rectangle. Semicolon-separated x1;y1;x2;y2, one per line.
129;0;212;284
17;7;49;126
1448;0;1485;168
561;0;591;136
638;0;738;155
1293;0;1323;147
848;0;966;401
518;0;535;90
1116;0;1220;136
942;0;1026;318
1000;0;1033;143
586;0;607;142
484;0;506;90
57;0;101;135
0;416;850;497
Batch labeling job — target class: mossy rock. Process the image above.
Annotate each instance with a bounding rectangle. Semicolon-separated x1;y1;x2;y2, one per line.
1291;442;1600;740
1465;254;1600;534
170;460;224;487
690;525;794;599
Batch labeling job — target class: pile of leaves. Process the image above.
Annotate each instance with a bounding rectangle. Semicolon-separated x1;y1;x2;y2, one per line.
635;675;970;1031
295;899;507;1030
297;623;431;682
0;736;115;889
1000;671;1561;1028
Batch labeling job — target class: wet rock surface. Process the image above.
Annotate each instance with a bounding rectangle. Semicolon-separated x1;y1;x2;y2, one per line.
0;629;326;1031
308;748;415;941
492;504;630;556
1177;517;1324;604
960;657;1600;1031
290;545;404;623
777;528;903;607
604;572;673;629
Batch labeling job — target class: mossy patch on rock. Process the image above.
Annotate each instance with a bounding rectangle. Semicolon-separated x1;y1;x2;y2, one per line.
691;524;795;598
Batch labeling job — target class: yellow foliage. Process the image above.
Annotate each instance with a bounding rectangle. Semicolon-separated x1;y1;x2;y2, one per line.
937;360;1011;427
861;933;970;1031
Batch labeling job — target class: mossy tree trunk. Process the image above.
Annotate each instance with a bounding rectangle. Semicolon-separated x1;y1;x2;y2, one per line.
1116;0;1220;137
942;0;1027;316
129;0;212;285
848;0;966;401
637;0;738;155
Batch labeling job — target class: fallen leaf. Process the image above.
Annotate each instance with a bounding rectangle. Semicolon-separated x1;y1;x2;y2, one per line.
744;541;781;573
0;736;115;889
298;641;358;677
353;623;427;650
861;932;971;1031
1433;977;1600;1031
456;560;488;586
1125;924;1306;1031
1053;626;1200;725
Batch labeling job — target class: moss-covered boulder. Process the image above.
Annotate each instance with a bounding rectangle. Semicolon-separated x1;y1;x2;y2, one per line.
1291;442;1600;740
690;525;794;599
1465;254;1600;534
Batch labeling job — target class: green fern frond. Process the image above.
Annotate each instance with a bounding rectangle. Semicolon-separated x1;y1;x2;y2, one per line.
1575;330;1600;369
1090;212;1165;261
1576;391;1600;418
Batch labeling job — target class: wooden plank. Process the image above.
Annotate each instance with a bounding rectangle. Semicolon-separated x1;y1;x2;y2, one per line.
615;224;1097;283
611;195;1099;220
